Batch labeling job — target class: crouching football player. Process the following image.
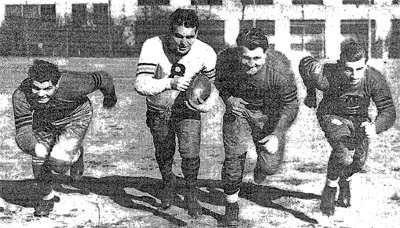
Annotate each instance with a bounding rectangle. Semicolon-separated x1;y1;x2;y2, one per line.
12;59;117;217
298;42;396;216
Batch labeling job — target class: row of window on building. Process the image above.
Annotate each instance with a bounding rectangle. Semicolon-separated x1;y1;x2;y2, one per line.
5;4;109;26
141;0;394;5
2;2;400;58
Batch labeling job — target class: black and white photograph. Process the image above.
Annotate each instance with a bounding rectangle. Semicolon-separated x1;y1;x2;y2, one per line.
0;0;399;227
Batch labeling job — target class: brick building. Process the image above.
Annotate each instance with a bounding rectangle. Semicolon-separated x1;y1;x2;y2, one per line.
0;0;399;58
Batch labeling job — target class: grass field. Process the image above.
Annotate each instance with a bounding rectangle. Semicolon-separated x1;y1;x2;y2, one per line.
0;56;399;228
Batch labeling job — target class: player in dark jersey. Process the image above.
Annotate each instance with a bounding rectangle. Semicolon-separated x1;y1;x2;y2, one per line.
12;59;117;217
298;41;396;216
215;28;299;226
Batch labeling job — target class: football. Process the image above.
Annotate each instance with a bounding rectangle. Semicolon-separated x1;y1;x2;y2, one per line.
186;73;212;108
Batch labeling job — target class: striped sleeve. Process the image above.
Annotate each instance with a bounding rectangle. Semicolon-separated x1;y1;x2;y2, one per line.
134;38;172;96
368;68;396;134
12;88;37;155
271;60;299;138
200;45;217;82
298;56;331;92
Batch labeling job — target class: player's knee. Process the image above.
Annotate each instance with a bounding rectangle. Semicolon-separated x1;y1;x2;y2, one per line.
333;151;353;167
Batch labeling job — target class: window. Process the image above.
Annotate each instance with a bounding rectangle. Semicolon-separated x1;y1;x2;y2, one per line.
5;5;22;19
388;20;400;58
93;4;109;26
341;20;378;58
343;0;374;4
240;20;275;49
290;20;325;58
138;0;170;5
191;0;223;5
198;20;225;52
40;4;56;23
241;0;274;5
72;4;87;27
23;5;40;19
292;0;323;4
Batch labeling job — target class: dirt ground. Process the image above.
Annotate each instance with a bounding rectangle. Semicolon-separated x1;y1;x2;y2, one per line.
0;57;399;228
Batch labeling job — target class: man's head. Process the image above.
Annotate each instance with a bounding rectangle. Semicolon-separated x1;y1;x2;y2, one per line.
236;28;269;75
338;41;367;84
28;59;61;104
169;8;199;55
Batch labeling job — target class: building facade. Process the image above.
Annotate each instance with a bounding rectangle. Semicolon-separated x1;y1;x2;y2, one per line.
0;0;399;58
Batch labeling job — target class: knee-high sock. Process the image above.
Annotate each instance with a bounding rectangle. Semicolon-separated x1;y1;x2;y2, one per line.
32;156;54;199
182;156;200;186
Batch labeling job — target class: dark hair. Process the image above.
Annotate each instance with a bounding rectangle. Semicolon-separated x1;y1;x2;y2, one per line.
169;8;199;32
236;28;269;51
28;59;61;84
339;41;366;63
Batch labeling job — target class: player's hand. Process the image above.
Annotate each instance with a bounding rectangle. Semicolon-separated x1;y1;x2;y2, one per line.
304;94;317;109
171;76;191;91
102;86;117;109
103;94;117;109
35;143;48;158
361;122;377;138
258;135;279;154
226;96;249;117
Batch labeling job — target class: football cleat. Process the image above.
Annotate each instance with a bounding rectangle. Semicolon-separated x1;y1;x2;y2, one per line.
34;199;54;217
223;202;240;227
320;184;337;216
337;179;351;208
186;186;202;219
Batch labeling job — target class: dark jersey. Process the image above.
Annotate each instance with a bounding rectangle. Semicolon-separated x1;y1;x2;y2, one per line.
299;57;396;134
215;47;299;137
12;70;115;154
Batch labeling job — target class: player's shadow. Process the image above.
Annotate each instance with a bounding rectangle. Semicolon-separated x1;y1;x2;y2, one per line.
0;175;319;226
0;178;88;208
58;175;318;225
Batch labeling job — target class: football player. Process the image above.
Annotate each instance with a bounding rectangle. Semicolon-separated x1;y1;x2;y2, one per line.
298;41;396;216
214;28;299;226
134;8;218;219
12;59;117;217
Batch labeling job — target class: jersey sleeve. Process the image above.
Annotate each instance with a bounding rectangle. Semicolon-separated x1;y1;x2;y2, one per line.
214;48;238;103
12;88;37;155
270;57;299;138
134;38;172;96
367;68;396;134
298;56;331;94
59;70;116;98
200;45;217;82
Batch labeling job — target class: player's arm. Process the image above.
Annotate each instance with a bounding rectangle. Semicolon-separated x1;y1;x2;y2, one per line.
214;48;237;104
271;69;299;139
298;56;331;108
12;89;39;156
200;45;217;83
61;70;117;108
134;39;175;96
369;69;396;134
93;71;118;108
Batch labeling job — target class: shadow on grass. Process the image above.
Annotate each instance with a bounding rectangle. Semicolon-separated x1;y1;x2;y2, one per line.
0;175;319;226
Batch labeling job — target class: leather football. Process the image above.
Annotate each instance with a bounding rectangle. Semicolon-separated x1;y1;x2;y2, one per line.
186;74;212;108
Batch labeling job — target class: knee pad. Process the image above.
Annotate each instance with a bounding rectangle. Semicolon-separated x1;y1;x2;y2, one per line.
331;148;354;167
47;157;72;174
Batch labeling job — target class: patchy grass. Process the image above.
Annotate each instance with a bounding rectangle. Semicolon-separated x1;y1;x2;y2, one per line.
0;57;399;227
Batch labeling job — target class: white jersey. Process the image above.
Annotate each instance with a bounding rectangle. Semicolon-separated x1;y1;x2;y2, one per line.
134;35;216;111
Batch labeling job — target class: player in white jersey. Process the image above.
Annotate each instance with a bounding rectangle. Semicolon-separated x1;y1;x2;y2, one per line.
134;8;218;219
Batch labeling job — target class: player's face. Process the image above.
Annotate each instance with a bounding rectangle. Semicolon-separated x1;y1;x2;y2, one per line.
171;25;197;55
240;46;267;75
32;80;57;104
341;58;367;84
